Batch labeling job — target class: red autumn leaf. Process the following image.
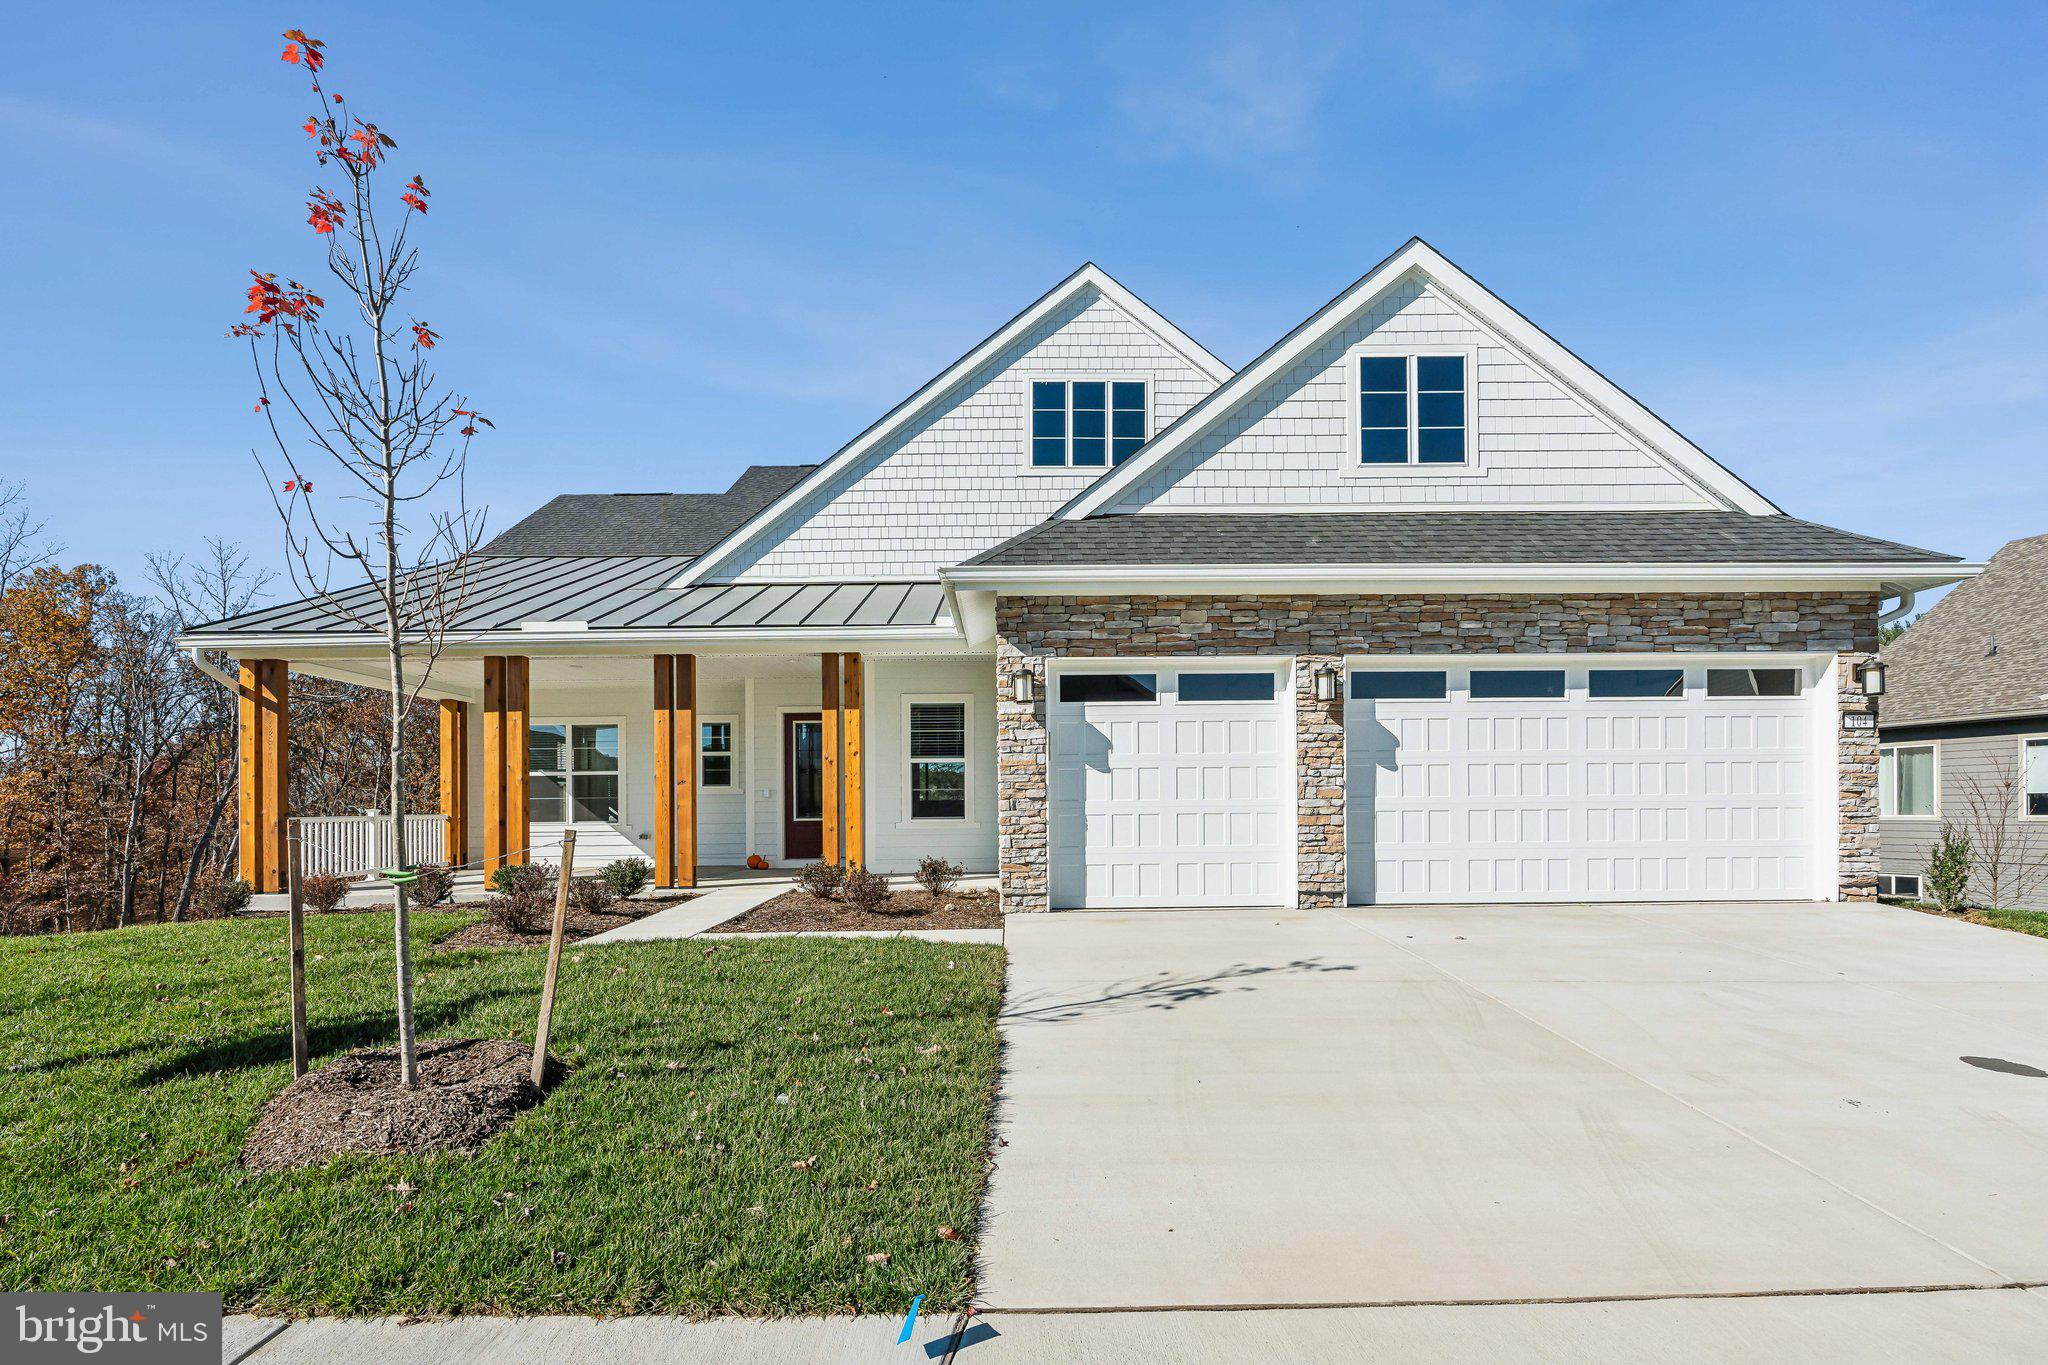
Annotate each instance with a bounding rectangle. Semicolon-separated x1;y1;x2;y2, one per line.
302;117;318;137
411;322;439;349
281;42;301;64
402;192;427;214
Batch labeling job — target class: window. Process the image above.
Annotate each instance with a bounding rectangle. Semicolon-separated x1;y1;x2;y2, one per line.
1357;352;1468;466
1707;667;1802;698
1178;672;1276;702
2026;738;2048;817
1470;669;1566;700
1880;744;1936;817
1878;873;1923;899
1031;379;1148;467
1350;670;1448;701
1589;669;1684;699
700;719;735;789
530;722;619;823
1059;673;1159;703
907;701;968;821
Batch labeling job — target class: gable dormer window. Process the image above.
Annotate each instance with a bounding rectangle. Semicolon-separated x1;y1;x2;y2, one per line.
1355;350;1470;466
1030;379;1149;468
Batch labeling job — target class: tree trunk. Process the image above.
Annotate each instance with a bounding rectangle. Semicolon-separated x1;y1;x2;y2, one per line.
174;780;233;922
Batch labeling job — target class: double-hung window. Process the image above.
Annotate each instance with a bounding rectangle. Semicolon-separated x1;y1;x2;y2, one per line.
907;700;969;820
700;719;735;789
1879;743;1936;817
1357;351;1469;466
529;722;620;823
1031;379;1148;467
2024;737;2048;818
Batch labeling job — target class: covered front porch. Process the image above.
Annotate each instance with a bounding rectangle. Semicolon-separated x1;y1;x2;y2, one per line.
232;647;997;890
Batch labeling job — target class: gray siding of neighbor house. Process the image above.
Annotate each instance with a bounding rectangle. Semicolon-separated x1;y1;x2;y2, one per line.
1880;729;2048;909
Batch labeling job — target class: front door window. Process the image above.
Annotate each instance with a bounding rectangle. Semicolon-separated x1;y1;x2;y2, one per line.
790;720;823;821
530;722;620;822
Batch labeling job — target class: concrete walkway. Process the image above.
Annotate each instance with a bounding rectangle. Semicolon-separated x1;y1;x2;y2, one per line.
982;901;2048;1311
230;1287;2048;1362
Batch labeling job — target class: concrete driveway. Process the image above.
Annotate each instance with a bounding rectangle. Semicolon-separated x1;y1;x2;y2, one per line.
980;901;2048;1312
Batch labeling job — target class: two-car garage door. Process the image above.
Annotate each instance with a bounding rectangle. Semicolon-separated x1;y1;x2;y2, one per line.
1346;662;1826;904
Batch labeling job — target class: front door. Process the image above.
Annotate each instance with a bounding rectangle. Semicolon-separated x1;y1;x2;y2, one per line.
783;712;824;860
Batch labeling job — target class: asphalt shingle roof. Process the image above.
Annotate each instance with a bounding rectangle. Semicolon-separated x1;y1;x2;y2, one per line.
962;511;1960;568
1880;532;2048;727
476;464;813;557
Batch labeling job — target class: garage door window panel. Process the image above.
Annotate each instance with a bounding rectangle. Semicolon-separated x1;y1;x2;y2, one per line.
1470;669;1567;700
1059;673;1159;704
1708;667;1801;698
1178;672;1276;702
907;700;969;821
1351;671;1449;701
1590;669;1685;699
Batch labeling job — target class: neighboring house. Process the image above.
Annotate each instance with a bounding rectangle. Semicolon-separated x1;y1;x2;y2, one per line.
1876;533;2048;908
180;239;1975;910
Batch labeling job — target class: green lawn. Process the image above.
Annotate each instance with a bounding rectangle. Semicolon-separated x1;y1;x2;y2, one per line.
1973;905;2048;939
0;913;1004;1316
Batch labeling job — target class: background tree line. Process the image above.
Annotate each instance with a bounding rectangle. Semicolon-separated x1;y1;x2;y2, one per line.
0;481;437;934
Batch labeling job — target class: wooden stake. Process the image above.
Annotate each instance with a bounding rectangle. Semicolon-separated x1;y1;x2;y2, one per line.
286;819;308;1079
532;827;576;1088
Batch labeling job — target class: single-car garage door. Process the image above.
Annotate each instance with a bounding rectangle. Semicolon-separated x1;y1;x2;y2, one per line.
1050;664;1293;908
1347;660;1828;904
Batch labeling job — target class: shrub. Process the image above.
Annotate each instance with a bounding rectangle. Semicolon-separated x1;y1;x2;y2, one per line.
300;873;351;914
600;857;653;900
487;892;550;936
408;864;454;907
842;864;891;912
569;877;618;914
798;860;846;899
1926;823;1973;913
914;855;963;897
202;878;254;917
489;861;556;899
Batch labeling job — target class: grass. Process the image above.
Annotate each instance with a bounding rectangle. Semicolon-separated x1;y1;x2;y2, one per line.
0;913;1004;1316
1889;897;2048;941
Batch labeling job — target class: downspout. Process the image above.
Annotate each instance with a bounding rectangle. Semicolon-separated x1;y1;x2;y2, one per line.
188;646;241;692
1878;587;1917;629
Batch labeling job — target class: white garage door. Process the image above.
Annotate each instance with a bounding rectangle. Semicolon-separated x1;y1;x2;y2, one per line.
1050;665;1293;908
1347;661;1827;905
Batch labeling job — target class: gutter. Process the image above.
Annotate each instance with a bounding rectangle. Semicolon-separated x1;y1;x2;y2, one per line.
187;646;240;692
941;560;1983;592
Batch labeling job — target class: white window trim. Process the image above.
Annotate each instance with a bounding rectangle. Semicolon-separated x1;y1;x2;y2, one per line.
699;714;739;793
1342;342;1483;477
900;693;976;827
530;715;626;826
1879;741;1940;819
2020;733;2048;822
1020;373;1158;473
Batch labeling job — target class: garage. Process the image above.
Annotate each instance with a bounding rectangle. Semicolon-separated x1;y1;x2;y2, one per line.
1048;663;1293;908
1347;659;1831;904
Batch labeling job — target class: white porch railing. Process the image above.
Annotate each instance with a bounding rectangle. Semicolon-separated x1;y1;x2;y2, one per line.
296;814;449;877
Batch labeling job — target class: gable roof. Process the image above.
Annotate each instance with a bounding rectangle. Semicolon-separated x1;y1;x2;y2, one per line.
477;464;813;557
1881;532;2048;728
1058;237;1781;521
663;262;1234;588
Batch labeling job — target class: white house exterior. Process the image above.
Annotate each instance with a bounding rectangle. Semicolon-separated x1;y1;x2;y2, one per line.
184;240;1974;909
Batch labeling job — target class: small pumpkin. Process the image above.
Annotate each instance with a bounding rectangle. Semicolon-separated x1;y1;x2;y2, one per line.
746;853;769;870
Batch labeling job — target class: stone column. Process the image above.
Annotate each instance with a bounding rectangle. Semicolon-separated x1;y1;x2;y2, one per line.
1295;653;1346;908
1836;652;1879;901
995;643;1049;912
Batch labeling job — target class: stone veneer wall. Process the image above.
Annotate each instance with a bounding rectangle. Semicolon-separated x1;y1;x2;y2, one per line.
995;592;1882;911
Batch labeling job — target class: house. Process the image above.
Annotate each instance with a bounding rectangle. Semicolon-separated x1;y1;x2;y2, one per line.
1875;532;2048;908
179;239;1976;910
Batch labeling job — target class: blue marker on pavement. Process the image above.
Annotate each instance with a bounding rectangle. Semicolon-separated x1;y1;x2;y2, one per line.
898;1294;924;1345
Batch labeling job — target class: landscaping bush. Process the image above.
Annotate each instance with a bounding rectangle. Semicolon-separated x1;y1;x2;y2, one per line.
408;864;455;907
600;857;653;900
201;878;254;918
569;877;618;914
915;855;963;897
798;860;846;899
842;864;891;912
1926;823;1973;913
489;861;556;899
487;892;550;936
300;874;351;914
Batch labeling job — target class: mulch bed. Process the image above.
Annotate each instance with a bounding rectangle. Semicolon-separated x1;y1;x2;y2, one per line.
241;1037;555;1173
432;896;692;951
713;887;1001;933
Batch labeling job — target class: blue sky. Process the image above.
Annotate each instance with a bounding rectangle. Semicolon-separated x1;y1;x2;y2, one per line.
3;2;2044;600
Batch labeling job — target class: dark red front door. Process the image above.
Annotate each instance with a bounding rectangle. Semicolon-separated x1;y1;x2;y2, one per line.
783;712;824;860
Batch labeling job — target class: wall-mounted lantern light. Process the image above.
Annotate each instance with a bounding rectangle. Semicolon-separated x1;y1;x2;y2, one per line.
1012;670;1035;704
1858;658;1887;697
1315;665;1341;703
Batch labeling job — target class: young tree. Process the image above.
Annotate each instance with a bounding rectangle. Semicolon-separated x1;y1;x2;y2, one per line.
232;31;490;1087
1954;758;2048;912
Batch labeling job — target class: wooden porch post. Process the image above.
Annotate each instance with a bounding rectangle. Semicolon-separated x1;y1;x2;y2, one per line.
482;657;507;873
438;699;469;869
841;653;864;868
237;659;290;893
506;655;530;866
653;655;699;888
821;653;842;865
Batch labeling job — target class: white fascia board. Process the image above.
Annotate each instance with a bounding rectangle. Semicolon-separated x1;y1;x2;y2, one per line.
941;561;1983;595
661;264;1233;591
173;624;971;658
1060;238;1782;520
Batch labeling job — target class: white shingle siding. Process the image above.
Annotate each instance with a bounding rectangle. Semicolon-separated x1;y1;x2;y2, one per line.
1110;278;1714;512
722;289;1218;579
